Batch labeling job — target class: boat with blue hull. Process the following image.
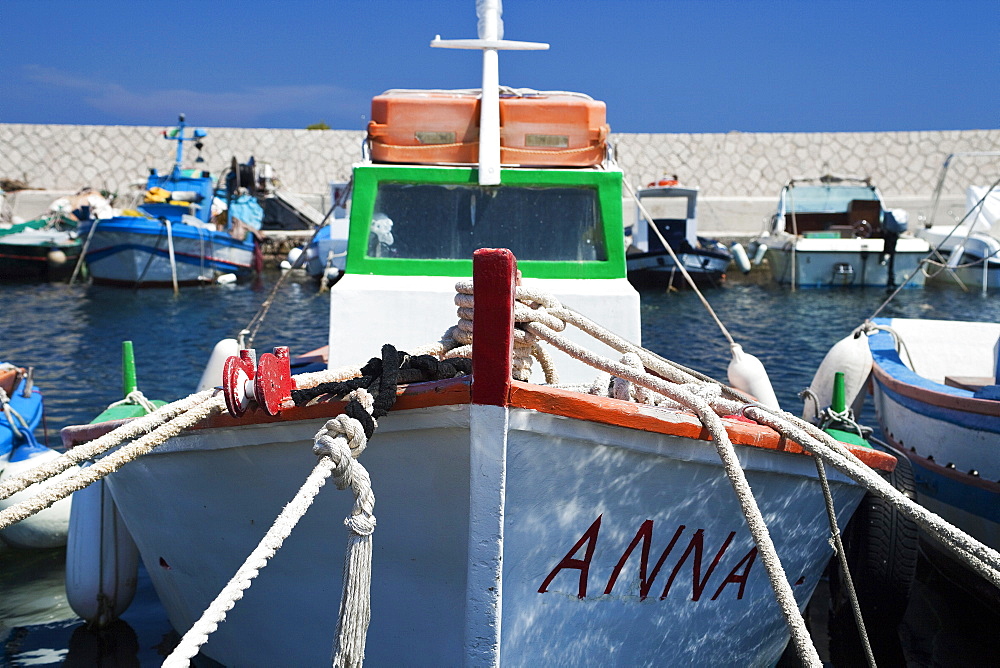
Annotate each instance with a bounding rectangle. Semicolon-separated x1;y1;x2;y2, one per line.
77;116;261;288
0;365;43;474
0;363;74;549
868;318;1000;556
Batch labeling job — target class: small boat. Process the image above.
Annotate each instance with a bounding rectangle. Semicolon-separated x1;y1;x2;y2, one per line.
625;177;734;288
752;175;930;288
0;363;73;549
810;316;1000;607
49;5;914;666
299;181;351;285
916;151;1000;291
77;116;262;288
867;319;1000;563
0;364;43;474
0;216;81;281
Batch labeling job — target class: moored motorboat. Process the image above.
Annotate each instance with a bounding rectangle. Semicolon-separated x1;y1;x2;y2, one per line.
626;177;734;288
752;175;930;288
76;116;262;289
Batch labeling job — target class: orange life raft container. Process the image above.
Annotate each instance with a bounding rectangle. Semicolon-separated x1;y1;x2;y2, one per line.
367;89;609;167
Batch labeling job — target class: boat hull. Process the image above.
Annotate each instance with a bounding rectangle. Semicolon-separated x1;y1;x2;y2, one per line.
627;249;730;287
765;238;928;287
80;217;255;286
869;323;1000;552
0;233;81;281
100;397;869;667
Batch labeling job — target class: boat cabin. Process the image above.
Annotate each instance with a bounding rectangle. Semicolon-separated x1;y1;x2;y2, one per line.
770;178;890;240
629;185;699;255
328;89;639;385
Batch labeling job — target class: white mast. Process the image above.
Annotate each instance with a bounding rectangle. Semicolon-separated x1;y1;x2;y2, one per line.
431;0;548;186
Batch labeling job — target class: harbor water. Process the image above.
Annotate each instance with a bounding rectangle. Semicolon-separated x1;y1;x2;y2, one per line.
1;271;998;665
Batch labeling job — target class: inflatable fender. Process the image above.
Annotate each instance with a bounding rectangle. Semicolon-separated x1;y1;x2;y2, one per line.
66;475;139;627
728;344;780;410
803;329;873;423
196;338;241;393
730;242;751;274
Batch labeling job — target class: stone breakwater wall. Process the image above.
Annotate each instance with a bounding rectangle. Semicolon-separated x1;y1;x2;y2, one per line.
2;123;997;234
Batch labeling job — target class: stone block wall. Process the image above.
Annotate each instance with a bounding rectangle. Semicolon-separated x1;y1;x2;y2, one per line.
2;122;997;234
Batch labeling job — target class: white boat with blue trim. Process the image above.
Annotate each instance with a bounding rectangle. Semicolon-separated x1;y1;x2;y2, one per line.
77;116;262;288
868;318;1000;554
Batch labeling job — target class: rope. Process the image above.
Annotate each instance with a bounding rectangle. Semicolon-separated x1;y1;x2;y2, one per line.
0;395;224;530
162;454;342;668
106;389;159;414
623;179;735;346
0;389;216;502
814;458;876;667
165;346;405;668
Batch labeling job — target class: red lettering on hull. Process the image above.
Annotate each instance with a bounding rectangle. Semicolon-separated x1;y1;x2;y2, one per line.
540;516;758;602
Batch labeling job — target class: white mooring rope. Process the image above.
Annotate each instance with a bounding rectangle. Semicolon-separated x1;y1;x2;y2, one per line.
164;388;378;668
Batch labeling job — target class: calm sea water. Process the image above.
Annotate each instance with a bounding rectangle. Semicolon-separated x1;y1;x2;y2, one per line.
1;271;998;665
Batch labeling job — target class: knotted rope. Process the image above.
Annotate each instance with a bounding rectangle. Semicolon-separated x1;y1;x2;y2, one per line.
165;346;406;668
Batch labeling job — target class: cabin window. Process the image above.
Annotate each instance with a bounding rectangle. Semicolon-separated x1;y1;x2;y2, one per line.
368;183;607;261
785;186;878;213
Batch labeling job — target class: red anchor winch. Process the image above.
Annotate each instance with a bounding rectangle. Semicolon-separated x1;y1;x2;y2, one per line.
222;346;296;418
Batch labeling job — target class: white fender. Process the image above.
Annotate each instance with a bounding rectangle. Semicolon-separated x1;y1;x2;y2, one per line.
196;338;241;393
730;243;751;274
66;474;139;626
0;448;76;549
286;246;303;266
752;243;767;265
727;344;780;410
802;330;873;423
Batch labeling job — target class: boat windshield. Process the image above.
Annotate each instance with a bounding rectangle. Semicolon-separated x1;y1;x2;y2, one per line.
369;182;606;261
786;185;878;213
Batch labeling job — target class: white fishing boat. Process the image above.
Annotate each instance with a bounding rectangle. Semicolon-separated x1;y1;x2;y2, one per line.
625;177;734;288
752;175;929;288
18;4;959;667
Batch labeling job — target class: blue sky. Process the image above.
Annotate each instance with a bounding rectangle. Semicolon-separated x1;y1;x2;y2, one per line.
3;0;997;133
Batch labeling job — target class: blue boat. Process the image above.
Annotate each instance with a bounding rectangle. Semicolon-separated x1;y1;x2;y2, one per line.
867;317;1000;600
78;116;262;288
0;364;43;474
0;362;75;549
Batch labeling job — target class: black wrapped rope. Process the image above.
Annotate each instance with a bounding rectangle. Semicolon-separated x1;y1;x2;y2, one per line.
290;345;472;437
